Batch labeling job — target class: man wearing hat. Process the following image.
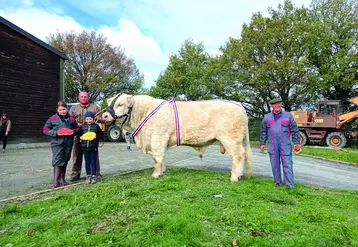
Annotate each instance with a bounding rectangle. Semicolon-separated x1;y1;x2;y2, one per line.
260;97;301;189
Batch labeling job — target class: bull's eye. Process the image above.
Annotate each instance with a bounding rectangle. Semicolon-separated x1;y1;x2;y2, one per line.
117;103;123;107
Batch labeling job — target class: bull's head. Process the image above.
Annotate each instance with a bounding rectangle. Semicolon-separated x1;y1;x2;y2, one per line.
102;93;134;125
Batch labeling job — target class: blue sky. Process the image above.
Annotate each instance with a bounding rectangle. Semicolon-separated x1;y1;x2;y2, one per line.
0;0;312;88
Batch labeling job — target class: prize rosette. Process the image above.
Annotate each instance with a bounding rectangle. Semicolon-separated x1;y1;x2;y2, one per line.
82;132;96;140
57;128;74;136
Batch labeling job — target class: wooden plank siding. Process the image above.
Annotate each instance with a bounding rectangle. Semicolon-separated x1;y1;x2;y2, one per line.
0;22;63;143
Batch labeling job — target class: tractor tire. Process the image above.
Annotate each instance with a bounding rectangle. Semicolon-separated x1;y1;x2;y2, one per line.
107;125;124;142
299;131;308;146
326;132;347;148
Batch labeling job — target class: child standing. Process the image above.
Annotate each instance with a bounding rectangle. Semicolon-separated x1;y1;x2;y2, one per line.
43;101;78;188
79;111;103;184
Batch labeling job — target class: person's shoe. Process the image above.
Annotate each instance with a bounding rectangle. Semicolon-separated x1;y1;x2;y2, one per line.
287;186;295;193
1;149;5;153
69;175;80;181
86;176;92;184
274;183;281;187
91;176;97;184
127;146;131;151
53;166;61;188
59;166;69;186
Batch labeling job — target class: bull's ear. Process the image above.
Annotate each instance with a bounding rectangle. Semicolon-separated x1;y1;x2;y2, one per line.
126;95;134;107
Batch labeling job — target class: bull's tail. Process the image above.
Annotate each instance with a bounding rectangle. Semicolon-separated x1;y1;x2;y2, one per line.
244;125;253;178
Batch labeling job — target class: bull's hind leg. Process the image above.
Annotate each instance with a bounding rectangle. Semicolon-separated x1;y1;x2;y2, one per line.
220;141;246;182
230;145;246;182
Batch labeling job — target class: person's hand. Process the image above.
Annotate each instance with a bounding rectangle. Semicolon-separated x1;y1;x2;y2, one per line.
5;131;8;136
77;123;83;127
79;136;83;140
260;145;266;152
293;144;301;152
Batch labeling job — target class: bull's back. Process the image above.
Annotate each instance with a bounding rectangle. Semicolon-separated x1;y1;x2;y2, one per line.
175;100;247;144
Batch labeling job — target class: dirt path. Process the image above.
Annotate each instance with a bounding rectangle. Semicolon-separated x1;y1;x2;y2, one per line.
1;143;358;200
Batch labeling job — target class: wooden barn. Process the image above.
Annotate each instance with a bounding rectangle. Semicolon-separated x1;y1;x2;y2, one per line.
0;16;67;143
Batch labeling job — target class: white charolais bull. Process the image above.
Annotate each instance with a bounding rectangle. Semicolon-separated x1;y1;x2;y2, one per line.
102;94;253;182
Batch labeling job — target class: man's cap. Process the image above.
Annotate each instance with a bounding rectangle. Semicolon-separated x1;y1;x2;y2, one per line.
269;97;282;104
84;111;95;119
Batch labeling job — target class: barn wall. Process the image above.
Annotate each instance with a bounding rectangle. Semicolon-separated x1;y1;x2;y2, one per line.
0;22;61;143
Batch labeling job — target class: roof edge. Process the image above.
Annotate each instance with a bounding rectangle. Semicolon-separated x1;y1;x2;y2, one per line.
0;16;68;60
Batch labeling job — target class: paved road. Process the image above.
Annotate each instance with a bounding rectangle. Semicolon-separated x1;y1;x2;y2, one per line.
1;143;358;200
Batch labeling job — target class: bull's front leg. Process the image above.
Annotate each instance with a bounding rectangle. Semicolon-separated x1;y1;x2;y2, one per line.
152;150;166;178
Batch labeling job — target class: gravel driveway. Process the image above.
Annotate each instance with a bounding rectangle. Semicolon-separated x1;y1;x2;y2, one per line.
1;142;358;201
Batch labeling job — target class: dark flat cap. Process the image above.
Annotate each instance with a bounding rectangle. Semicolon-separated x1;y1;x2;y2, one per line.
269;97;282;104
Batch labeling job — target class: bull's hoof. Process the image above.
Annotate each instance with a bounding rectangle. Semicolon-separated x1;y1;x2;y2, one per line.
230;177;239;183
152;172;165;178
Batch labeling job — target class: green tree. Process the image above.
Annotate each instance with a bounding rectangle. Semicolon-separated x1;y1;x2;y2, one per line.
47;30;144;103
220;1;320;117
149;39;211;100
309;0;358;100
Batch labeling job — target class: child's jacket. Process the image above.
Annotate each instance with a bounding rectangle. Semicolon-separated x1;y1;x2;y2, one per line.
43;113;78;146
79;123;103;152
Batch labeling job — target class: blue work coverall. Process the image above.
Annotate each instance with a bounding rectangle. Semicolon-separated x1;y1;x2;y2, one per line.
260;111;300;187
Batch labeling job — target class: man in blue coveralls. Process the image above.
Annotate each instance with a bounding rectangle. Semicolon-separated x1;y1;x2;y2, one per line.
260;97;301;188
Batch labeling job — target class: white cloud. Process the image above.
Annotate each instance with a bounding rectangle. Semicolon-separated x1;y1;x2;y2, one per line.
99;19;168;67
99;19;169;87
0;5;168;88
0;6;85;42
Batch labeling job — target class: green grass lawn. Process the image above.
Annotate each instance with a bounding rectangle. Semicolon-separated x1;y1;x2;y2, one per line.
1;168;358;247
296;146;358;165
250;141;358;165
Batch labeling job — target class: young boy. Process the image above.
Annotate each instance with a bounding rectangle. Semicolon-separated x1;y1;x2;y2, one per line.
79;111;103;184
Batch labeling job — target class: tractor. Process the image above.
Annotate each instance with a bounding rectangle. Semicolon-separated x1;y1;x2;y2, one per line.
100;123;124;142
290;96;358;148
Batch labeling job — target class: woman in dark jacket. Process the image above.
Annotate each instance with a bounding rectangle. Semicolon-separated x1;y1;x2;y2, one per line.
78;111;103;184
0;112;11;153
43;101;79;188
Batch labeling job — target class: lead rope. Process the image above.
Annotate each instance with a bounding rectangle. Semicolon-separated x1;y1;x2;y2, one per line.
95;108;107;148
